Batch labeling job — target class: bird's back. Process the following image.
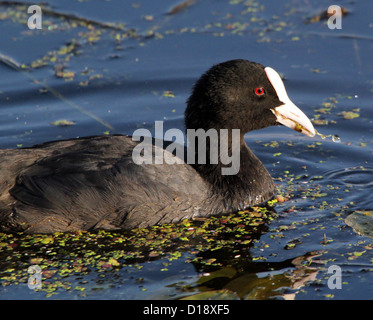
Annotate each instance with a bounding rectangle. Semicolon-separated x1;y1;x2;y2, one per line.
0;135;210;233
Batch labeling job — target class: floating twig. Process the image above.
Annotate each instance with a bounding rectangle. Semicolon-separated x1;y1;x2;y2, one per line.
0;56;114;130
0;1;125;30
167;0;196;15
0;53;24;71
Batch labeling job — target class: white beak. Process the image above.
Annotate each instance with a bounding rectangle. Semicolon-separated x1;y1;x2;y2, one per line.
265;67;315;138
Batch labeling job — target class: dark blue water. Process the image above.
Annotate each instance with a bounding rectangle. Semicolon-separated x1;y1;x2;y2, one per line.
0;0;372;300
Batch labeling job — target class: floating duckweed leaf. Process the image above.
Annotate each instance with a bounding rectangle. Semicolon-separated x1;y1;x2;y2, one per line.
55;70;75;80
263;141;279;148
312;119;330;126
276;195;288;202
148;251;160;258
0;202;275;297
50;119;76;126
40;236;54;245
340;111;360;120
107;257;120;267
29;257;44;264
348;250;366;260
162;90;175;98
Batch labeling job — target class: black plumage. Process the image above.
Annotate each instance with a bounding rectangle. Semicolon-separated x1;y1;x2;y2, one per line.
0;60;315;233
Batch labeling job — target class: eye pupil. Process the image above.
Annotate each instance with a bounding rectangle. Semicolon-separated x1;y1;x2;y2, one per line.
255;87;265;96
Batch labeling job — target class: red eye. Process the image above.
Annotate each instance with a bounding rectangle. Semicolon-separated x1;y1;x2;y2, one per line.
255;87;265;96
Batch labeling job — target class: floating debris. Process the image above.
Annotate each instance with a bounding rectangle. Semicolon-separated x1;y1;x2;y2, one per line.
50;119;76;127
305;7;348;24
162;90;175;98
0;53;23;71
339;110;360;120
167;0;196;15
345;211;373;238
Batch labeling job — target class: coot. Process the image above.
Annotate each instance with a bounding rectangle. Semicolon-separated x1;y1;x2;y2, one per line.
0;60;315;233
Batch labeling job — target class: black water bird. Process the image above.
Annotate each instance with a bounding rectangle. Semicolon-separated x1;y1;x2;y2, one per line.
0;60;315;233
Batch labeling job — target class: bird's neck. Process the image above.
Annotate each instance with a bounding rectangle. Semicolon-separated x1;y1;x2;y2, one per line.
189;135;275;210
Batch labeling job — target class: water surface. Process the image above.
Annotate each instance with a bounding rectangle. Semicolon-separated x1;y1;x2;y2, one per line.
0;0;372;300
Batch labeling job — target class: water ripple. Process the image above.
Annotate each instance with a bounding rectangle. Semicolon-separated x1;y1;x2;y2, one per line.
322;166;373;188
